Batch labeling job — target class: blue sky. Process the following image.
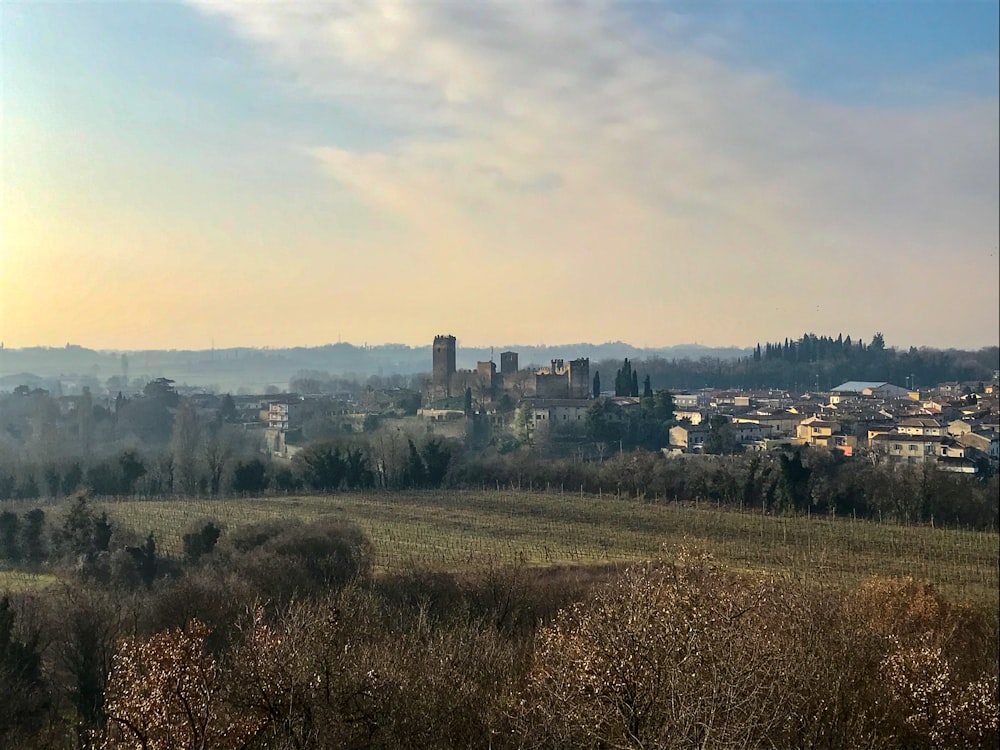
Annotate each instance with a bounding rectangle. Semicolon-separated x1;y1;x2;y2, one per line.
675;2;999;100
2;1;998;350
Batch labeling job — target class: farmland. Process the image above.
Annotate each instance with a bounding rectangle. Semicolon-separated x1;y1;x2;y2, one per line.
71;489;1000;608
2;488;998;749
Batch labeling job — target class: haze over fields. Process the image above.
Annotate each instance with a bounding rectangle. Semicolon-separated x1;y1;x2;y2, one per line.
0;341;750;393
2;2;998;350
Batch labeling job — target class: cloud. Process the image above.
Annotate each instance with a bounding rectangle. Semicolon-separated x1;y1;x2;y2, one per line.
186;0;999;346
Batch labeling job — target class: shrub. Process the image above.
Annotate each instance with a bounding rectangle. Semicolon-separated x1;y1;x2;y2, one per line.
213;518;373;602
226;588;520;749
182;521;222;564
100;620;257;750
0;595;49;747
519;550;796;748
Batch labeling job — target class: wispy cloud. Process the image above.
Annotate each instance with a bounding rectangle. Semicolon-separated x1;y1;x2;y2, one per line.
187;0;999;346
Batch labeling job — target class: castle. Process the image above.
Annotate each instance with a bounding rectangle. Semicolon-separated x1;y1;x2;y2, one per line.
426;334;590;405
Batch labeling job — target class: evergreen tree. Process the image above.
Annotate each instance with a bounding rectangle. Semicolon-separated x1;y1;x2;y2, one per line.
118;450;146;495
53;496;114;560
631;370;639;398
404;439;427;488
139;533;157;586
705;415;740;455
653;390;675;423
93;513;113;553
232;458;268;494
642;374;652;398
615;358;634;397
61;463;83;496
219;393;239;423
0;512;20;562
294;442;347;491
421;439;452;487
593;371;601;398
20;510;46;564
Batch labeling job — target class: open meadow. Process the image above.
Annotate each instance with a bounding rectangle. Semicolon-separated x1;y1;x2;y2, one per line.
71;489;1000;608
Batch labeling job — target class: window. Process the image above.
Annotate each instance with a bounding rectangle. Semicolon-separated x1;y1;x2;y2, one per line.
909;444;917;452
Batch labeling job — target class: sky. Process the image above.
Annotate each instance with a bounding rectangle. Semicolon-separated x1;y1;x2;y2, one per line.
2;0;998;352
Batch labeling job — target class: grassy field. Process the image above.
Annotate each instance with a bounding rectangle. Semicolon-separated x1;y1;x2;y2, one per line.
69;490;1000;608
0;570;60;592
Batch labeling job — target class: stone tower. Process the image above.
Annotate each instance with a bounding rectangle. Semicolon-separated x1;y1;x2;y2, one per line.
432;335;457;394
500;351;519;376
568;358;591;399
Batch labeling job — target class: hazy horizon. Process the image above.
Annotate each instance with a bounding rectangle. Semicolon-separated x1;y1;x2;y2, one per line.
3;2;998;351
2;335;998;356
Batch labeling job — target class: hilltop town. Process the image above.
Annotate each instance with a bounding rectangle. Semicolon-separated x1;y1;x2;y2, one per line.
8;335;1000;474
1;331;997;509
150;334;1000;476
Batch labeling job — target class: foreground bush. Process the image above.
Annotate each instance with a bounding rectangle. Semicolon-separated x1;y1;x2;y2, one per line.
519;551;796;748
518;554;998;749
4;549;997;749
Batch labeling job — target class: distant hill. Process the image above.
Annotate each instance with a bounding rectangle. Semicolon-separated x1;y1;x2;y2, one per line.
0;341;750;393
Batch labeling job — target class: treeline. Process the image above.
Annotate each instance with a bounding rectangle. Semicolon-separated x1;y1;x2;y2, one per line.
0;374;459;500
0;380;255;498
1;511;996;748
0;433;460;502
596;333;1000;391
448;448;999;530
4;438;996;530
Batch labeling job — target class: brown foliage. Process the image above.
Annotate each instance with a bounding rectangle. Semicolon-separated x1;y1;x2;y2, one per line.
100;620;258;750
225;593;380;749
518;557;1000;750
17;547;1000;749
847;576;999;747
519;549;794;748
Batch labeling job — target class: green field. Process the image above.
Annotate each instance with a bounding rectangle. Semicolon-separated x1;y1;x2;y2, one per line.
73;490;999;607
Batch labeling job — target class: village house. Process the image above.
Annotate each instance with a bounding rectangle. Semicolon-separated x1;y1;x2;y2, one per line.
955;429;1000;460
672;393;701;410
732;421;772;447
669;424;710;453
796;416;857;455
529;398;591;436
673;408;707;425
733;410;803;436
831;381;913;400
896;417;944;437
868;433;978;472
